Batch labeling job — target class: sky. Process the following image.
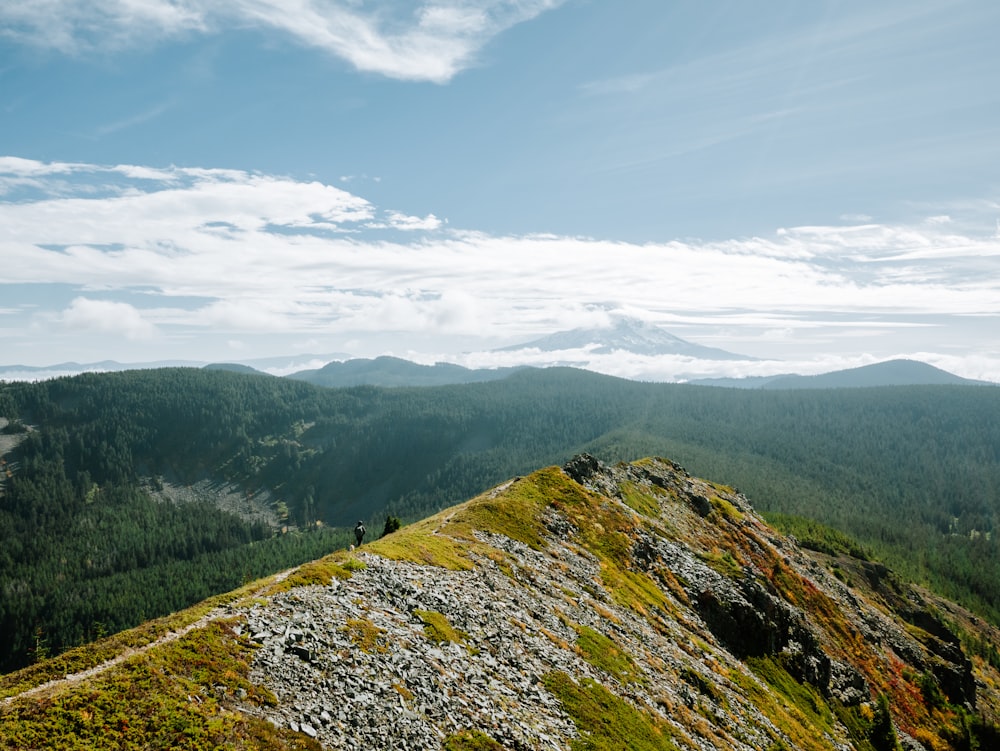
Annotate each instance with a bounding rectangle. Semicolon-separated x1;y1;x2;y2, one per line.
2;0;999;382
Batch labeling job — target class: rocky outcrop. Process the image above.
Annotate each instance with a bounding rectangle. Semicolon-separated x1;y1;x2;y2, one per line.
225;455;995;749
240;553;582;749
632;514;866;703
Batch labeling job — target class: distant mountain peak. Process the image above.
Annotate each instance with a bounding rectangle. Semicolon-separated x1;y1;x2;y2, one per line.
690;358;991;389
288;355;526;387
499;316;754;360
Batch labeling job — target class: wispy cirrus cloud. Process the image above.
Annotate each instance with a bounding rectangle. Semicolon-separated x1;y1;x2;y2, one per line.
0;1;567;82
0;1;206;53
94;101;175;137
573;1;1000;188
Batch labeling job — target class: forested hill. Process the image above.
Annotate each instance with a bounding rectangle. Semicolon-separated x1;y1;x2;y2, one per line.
691;358;989;389
287;355;525;387
1;366;999;671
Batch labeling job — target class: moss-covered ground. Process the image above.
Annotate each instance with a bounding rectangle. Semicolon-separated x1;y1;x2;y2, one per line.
415;609;468;645
573;624;645;685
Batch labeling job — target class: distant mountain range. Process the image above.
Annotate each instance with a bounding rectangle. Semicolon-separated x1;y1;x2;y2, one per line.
498;316;754;360
4;355;991;390
0;359;205;378
689;359;993;389
287;356;526;388
0;354;348;382
284;356;991;390
3;320;994;390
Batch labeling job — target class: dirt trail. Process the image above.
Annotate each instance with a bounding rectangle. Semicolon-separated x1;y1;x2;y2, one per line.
1;568;295;707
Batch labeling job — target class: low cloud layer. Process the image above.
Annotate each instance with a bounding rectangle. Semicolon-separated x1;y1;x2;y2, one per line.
2;157;999;381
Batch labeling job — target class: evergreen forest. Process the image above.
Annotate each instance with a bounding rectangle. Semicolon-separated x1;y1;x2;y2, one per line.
1;366;998;672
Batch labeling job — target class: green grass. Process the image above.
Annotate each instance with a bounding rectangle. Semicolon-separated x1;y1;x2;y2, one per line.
619;481;661;517
443;729;508;750
272;554;365;591
747;656;833;734
573;624;645;685
414;610;467;645
543;671;677;751
764;513;870;560
709;496;744;524
727;656;837;751
0;573;286;701
512;467;674;628
0;621;320;751
700;549;743;579
456;469;571;550
367;525;476;570
342;618;389;654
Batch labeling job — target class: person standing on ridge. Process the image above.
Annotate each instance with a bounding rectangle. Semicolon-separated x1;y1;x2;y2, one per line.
354;521;366;547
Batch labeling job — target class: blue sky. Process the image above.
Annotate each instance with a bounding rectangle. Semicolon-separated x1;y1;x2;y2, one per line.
2;0;999;381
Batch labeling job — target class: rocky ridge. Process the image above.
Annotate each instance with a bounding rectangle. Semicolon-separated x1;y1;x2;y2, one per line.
3;455;1000;750
233;455;1000;750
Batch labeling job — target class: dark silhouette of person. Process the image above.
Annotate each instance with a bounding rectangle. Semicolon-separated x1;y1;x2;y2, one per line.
354;521;366;546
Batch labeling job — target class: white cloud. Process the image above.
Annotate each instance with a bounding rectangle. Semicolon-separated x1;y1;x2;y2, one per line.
57;297;159;340
384;211;443;231
431;289;481;330
0;156;86;176
925;214;953;225
445;347;1000;385
0;1;206;53
198;300;294;332
324;288;482;335
3;157;1000;379
0;162;375;273
759;328;796;342
0;1;566;83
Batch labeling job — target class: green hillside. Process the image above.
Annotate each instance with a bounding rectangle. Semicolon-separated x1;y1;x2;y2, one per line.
287;355;525;387
1;366;998;671
3;458;999;750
